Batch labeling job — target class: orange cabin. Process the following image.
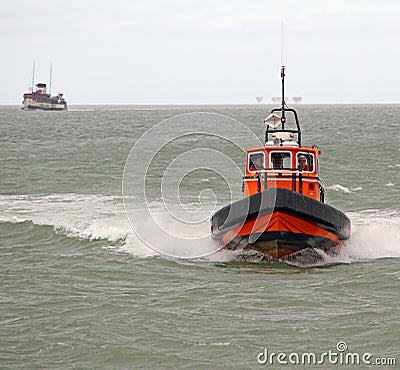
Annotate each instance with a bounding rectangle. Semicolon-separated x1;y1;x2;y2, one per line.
243;144;324;201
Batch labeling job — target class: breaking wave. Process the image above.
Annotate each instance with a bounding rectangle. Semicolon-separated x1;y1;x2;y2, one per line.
1;194;399;265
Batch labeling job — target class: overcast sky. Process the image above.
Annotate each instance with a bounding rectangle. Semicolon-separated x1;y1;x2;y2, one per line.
1;0;400;105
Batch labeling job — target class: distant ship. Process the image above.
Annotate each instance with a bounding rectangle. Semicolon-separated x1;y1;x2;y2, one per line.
22;63;67;111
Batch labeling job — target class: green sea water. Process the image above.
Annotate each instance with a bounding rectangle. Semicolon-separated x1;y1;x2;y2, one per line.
0;105;399;368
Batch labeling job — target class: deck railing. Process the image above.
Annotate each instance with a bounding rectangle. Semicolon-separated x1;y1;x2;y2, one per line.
243;170;325;202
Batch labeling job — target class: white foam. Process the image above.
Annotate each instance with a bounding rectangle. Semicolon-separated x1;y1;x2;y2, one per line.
0;193;138;247
327;184;352;193
326;210;400;263
1;195;399;263
0;194;219;258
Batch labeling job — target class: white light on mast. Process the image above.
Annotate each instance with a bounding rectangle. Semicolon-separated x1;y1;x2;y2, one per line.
264;113;282;129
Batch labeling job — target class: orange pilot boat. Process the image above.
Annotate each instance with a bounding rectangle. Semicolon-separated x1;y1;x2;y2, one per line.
211;67;350;262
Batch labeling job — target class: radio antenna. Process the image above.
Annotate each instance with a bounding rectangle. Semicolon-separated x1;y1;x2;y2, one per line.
31;60;35;92
280;22;284;66
49;63;52;95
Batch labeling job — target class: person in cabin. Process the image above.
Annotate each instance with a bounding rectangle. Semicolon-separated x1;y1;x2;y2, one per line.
271;153;283;169
249;153;264;171
298;155;310;171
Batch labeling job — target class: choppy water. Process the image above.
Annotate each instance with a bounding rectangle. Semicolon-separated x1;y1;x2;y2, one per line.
1;105;399;368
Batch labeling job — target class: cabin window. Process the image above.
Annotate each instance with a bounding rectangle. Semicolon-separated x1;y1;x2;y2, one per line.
297;153;314;172
248;152;265;172
270;152;291;169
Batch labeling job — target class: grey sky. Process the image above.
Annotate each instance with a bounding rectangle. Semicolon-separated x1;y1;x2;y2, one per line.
1;0;400;104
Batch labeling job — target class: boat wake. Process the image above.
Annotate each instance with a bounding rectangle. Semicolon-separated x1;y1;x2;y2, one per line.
340;210;400;260
0;194;399;266
282;210;400;267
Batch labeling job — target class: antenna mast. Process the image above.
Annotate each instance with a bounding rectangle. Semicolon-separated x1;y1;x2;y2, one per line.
281;66;286;108
280;22;284;66
49;63;52;95
281;66;286;127
31;60;35;92
280;23;286;127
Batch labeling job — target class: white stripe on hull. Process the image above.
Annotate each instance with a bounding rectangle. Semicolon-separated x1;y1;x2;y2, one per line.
22;101;67;111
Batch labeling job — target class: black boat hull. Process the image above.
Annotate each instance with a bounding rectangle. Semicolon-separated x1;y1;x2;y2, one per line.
211;188;350;261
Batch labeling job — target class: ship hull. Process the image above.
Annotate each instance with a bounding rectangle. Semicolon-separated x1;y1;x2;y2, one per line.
211;188;350;262
21;102;67;111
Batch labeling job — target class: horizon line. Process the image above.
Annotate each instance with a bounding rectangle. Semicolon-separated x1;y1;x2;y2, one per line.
2;102;400;106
